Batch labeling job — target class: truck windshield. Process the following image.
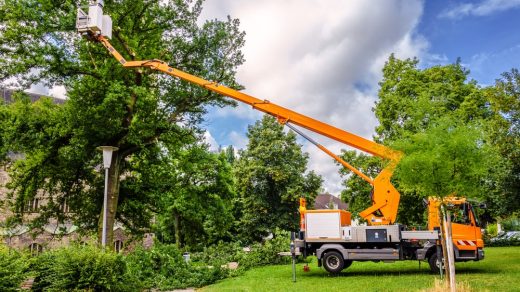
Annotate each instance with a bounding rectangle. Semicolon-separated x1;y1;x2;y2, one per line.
469;204;480;227
452;204;471;225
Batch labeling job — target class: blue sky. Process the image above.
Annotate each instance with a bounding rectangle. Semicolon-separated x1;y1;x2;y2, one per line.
420;0;520;84
198;0;520;195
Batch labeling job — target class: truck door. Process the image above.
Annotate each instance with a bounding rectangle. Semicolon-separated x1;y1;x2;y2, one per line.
450;203;478;259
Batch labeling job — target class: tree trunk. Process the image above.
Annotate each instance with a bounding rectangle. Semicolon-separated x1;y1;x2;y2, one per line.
173;211;182;248
97;153;121;249
445;210;456;292
441;206;456;292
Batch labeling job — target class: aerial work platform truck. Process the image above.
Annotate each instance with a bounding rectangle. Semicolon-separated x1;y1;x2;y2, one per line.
296;197;484;273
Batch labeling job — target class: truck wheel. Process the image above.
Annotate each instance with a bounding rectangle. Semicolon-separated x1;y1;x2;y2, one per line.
428;253;444;274
323;251;344;274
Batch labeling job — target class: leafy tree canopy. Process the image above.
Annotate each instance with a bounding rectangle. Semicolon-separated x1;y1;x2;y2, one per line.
0;0;245;245
391;117;503;199
339;54;513;225
152;145;236;249
375;55;489;142
483;69;520;216
234;116;322;242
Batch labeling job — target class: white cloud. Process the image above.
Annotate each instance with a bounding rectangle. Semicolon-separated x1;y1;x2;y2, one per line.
49;85;67;99
440;0;520;19
203;130;219;152
201;0;427;195
228;131;248;150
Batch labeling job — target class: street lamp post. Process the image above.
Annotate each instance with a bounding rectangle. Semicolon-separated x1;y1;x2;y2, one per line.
97;146;118;248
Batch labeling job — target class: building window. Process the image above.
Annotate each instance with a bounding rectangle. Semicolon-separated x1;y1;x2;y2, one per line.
114;240;123;253
29;243;43;256
23;198;39;213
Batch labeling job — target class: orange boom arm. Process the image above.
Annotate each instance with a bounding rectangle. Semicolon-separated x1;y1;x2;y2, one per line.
95;35;402;225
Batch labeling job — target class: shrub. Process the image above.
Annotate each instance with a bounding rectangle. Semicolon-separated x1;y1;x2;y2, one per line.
501;217;520;232
30;245;138;292
1;230;293;291
125;243;229;290
486;223;498;237
486;236;520;247
192;228;292;270
0;245;28;292
240;229;291;269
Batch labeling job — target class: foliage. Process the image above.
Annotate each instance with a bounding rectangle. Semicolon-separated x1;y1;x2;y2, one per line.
0;0;245;245
487;239;520;247
125;244;229;290
153;146;236;249
1;234;290;291
338;55;513;224
192;228;291;270
339;56;490;224
234;116;322;242
486;235;520;247
223;145;236;164
486;223;498;237
374;55;489;142
30;245;137;292
501;216;520;232
0;245;28;292
391;117;501;199
484;69;520;215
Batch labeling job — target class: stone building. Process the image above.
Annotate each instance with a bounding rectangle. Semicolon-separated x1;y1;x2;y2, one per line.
0;88;153;253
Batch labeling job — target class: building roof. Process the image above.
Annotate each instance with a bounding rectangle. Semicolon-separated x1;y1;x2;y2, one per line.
313;193;349;210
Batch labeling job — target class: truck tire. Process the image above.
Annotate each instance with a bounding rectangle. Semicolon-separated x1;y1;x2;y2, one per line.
323;251;344;274
428;253;444;274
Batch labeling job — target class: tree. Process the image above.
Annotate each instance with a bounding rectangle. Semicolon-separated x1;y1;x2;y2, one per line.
0;0;245;246
234;116;322;242
484;68;520;216
374;56;516;219
389;117;502;289
153;145;236;249
337;55;501;226
223;145;236;164
374;55;489;142
391;117;501;200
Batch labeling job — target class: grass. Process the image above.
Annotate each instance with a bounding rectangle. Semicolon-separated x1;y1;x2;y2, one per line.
200;247;520;292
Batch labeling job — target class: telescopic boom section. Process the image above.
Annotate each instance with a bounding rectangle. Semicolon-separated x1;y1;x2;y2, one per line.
94;35;402;225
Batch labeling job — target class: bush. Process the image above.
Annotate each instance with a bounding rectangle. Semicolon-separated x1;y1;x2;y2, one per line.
486;235;520;247
240;229;292;269
30;245;138;292
502;217;520;232
125;244;229;290
192;228;291;270
1;229;293;291
486;223;498;237
0;245;28;292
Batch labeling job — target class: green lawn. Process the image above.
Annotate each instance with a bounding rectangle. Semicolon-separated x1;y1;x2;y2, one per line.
201;247;520;292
